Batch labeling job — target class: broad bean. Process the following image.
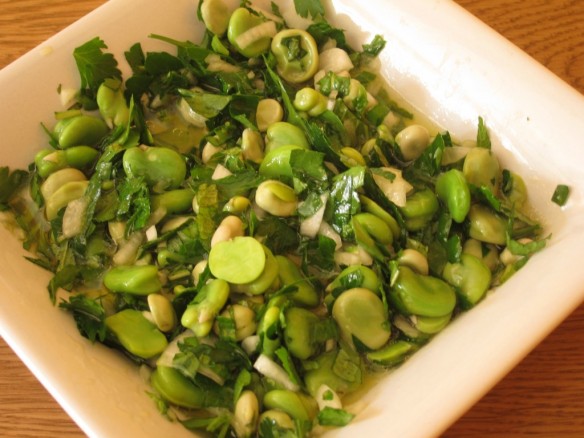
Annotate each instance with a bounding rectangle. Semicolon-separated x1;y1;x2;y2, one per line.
53;114;108;149
104;265;162;295
123;146;186;191
228;8;276;58
255;180;298;217
389;266;456;317
443;253;492;308
399;189;439;231
271;29;319;84
181;279;230;337
265;122;309;152
395;124;430;161
435;169;471;223
275;255;319;307
467;204;507;245
463;147;500;192
332;287;390;350
151;365;205;408
263;390;318;421
105;309;168;359
35;146;98;178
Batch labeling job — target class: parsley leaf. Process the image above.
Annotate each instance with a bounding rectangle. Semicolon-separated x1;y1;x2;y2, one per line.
116;177;151;235
293;0;325;19
362;35;386;57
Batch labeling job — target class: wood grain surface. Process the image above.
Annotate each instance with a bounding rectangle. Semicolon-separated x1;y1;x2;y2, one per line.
0;0;583;437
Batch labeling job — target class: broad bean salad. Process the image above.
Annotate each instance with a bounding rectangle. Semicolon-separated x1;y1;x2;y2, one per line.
0;0;562;436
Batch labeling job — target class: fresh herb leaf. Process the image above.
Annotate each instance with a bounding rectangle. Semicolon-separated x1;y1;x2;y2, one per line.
59;294;107;342
254;216;300;254
327;166;365;238
317;407;355;427
551;184;570;206
362;35;386;57
507;235;548;256
274;347;302;386
289;149;328;193
477;116;491;149
116;177;151;235
293;0;324;19
179;89;232;119
306;21;350;51
0;167;27;210
301;234;337;272
73;37;122;101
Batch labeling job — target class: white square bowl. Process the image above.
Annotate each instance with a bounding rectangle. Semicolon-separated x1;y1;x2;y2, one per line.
1;1;583;437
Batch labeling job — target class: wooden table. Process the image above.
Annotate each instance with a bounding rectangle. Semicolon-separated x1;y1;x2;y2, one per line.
0;0;583;436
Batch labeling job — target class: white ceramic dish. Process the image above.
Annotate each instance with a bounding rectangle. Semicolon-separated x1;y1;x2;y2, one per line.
1;0;583;437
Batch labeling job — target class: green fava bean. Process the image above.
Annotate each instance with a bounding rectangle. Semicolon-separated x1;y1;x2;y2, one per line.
105;309;168;359
283;307;335;360
389;266;456;317
351;212;393;261
366;340;418;367
413;313;452;334
258;305;282;357
304;348;362;397
271;29;319;84
468;204;507;245
332;287;391;350
265;122;309;153
181;278;230;337
399;189;439;231
35;146;98;178
275;255;319;307
263;390;318;421
443;253;492;308
104;265;162;295
151;189;195;215
293;88;328;116
326;264;381;296
259;144;303;181
40;168;87;201
228;8;275;58
359;194;401;238
435;169;471;223
45;180;88;221
463;147;500;192
200;0;231;36
259;410;295;432
151;365;204;408
209;236;266;284
503;170;528;208
53;114;108;149
123;146;186;191
97;78;130;127
232;245;279;295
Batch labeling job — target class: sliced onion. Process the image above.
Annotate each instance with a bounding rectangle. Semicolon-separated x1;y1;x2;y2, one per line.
253;354;299;392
